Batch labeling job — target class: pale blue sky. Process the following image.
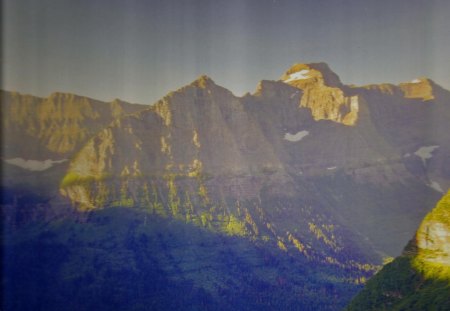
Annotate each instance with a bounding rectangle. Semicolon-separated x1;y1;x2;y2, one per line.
3;0;450;104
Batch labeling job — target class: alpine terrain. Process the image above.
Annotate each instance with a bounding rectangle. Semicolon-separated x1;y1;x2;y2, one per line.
346;190;450;310
2;63;449;310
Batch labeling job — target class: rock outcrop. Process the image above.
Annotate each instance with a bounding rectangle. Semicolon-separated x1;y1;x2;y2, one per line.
1;90;146;211
346;191;450;310
416;190;450;266
1;91;146;159
280;63;359;125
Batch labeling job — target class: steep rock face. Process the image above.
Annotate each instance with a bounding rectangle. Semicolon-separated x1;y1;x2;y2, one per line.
280;63;343;88
353;81;448;151
1;91;145;159
1;90;146;189
416;190;450;265
63;76;287;180
346;191;450;310
352;80;450;192
399;78;435;100
280;63;359;125
1;90;146;214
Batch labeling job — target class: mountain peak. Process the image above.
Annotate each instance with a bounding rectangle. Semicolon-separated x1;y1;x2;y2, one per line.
280;62;342;88
190;75;216;89
49;92;78;99
399;77;436;100
279;62;357;125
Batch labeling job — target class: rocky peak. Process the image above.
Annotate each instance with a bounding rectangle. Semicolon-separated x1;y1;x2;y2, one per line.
280;63;358;126
48;92;76;100
254;80;300;98
280;62;343;89
152;75;237;126
399;78;436;101
190;75;217;89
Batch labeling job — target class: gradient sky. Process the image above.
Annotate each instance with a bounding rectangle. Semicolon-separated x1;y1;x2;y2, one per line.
3;0;450;104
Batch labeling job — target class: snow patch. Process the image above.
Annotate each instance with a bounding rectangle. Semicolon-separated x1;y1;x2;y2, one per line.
284;130;309;142
414;145;440;164
327;167;337;170
411;79;421;84
3;158;68;171
284;69;310;83
429;181;444;193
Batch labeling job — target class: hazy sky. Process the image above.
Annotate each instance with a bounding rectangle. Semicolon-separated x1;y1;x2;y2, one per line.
3;0;450;104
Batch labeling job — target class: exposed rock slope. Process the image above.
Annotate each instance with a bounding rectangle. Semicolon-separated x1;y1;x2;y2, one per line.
1;90;146;217
1;90;145;159
346;191;450;310
281;63;359;125
416;190;450;266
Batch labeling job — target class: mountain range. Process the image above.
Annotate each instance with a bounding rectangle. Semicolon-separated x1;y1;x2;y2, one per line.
2;62;449;310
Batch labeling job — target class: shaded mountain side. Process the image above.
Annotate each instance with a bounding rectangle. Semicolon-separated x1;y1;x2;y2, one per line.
1;90;146;158
346;191;450;310
309;172;440;256
349;80;450;191
1;90;147;201
2;207;370;311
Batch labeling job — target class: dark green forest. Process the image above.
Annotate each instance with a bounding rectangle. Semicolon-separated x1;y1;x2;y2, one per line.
3;207;364;311
346;255;450;311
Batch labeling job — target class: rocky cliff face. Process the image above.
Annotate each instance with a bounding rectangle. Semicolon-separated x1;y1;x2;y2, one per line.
1;91;145;159
353;79;450;195
1;90;146;220
280;63;359;125
346;191;450;310
416;190;450;266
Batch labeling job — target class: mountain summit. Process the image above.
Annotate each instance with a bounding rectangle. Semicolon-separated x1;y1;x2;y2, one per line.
280;63;358;125
190;74;217;89
280;62;343;88
399;77;438;100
